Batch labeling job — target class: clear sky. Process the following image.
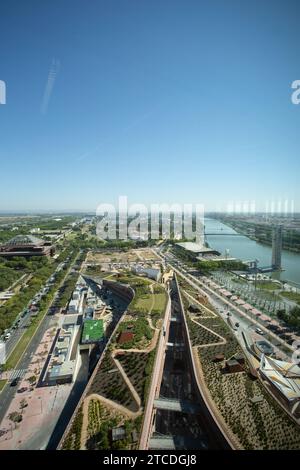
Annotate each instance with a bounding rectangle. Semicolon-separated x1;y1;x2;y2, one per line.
0;0;299;213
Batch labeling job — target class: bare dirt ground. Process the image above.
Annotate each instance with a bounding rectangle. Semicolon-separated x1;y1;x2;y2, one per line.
86;248;160;264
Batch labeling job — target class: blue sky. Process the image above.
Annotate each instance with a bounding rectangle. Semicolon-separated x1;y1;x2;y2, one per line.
0;0;299;212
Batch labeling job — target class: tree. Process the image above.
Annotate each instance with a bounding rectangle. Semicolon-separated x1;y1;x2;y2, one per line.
27;375;37;386
8;411;22;428
19;399;28;413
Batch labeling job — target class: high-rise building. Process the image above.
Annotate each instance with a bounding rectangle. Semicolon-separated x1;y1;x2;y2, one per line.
271;225;283;270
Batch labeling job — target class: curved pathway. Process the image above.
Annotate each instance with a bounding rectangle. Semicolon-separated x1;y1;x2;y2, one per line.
182;290;226;347
80;281;165;448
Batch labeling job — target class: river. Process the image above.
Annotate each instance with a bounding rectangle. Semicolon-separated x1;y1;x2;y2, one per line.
204;218;300;286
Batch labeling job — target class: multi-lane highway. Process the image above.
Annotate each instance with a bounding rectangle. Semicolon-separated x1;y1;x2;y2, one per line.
0;254;80;424
156;247;294;360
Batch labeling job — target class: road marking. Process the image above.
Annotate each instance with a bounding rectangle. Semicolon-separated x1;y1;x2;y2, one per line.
8;369;27;382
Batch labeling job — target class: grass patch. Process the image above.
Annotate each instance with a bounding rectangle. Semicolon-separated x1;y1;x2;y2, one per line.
130;291;153;313
116;318;153;349
280;291;300;304
231;277;247;284
256;282;281;291
0;379;7;392
152;291;167;312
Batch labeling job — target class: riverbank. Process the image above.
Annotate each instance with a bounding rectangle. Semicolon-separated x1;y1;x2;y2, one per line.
214;217;300;254
205;218;300;287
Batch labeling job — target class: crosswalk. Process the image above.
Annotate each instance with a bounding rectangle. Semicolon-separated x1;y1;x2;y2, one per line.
8;368;27;382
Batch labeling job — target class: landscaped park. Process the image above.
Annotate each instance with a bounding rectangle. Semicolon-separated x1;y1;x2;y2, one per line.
62;270;167;450
178;275;300;450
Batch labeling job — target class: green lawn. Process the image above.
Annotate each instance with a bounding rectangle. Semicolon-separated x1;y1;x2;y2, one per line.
0;379;7;392
231;277;247;284
152;291;167;313
280;291;300;304
130;292;153;312
256;281;281;291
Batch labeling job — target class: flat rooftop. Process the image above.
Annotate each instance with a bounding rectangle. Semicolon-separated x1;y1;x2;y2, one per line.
177;242;217;253
256;340;274;355
81;319;104;343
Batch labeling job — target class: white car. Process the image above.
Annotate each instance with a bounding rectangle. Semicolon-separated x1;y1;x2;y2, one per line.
255;327;264;335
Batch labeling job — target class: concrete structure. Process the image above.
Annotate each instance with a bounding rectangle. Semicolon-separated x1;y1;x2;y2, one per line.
226;359;243;373
153;397;201;414
0;234;54;258
133;266;161;281
111;426;126;442
176;242;220;258
67;298;80;314
45;316;81;385
272;225;283;270
253;340;274;357
67;276;87;314
260;355;300;414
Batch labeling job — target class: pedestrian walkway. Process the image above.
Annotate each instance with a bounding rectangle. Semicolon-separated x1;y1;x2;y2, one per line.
8;369;27;382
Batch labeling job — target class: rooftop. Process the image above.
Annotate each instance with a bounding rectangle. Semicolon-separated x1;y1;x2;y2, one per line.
81;319;104;343
255;340;274;355
4;234;44;246
177;242;216;253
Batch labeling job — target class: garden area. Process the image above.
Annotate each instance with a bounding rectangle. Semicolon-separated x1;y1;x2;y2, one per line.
187;316;222;347
63;265;166;451
117;350;156;405
200;357;300;449
280;291;300;304
114;318;153;350
151;288;167;314
61;405;83;450
178;280;300;449
88;354;138;412
85;399;142;450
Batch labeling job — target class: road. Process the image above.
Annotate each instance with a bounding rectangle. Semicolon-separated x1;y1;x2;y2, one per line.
1;260;66;357
0;252;81;425
158;249;295;357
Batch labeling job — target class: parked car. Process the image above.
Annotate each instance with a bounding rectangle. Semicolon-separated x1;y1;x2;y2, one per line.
10;377;20;387
255;327;265;335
